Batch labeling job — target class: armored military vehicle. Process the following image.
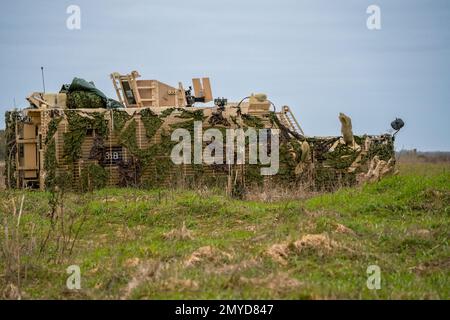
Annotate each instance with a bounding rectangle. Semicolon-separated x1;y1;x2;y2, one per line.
4;71;400;194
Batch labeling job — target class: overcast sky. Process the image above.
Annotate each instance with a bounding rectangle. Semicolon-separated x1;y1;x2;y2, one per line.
0;0;449;151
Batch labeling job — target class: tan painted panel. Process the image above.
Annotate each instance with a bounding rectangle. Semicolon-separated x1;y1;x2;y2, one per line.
136;80;153;87
43;93;57;106
192;78;202;97
23;143;37;169
202;78;213;102
157;82;177;107
57;93;67;108
23;124;36;140
24;170;38;179
138;87;153;99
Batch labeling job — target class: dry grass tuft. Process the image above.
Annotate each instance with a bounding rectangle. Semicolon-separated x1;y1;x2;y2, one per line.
162;278;199;291
410;258;450;276
335;223;356;236
211;259;260;274
407;228;432;239
267;234;340;264
267;243;290;265
239;272;302;293
1;283;21;300
122;260;163;299
163;221;193;241
245;184;319;202
184;246;233;267
124;257;141;268
291;234;339;254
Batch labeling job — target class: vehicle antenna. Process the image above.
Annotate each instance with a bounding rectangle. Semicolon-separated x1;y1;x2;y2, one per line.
41;66;46;93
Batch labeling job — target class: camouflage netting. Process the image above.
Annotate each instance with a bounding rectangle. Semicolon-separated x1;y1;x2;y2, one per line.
67;91;105;109
63;110;108;163
4;110;20;188
80;163;108;192
305;135;395;190
36;107;395;193
62;77;124;109
117;158;141;187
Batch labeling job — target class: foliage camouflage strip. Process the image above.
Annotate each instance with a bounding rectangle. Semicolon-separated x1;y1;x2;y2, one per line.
33;108;395;193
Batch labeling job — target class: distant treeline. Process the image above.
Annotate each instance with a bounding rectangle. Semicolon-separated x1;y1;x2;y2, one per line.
397;149;450;163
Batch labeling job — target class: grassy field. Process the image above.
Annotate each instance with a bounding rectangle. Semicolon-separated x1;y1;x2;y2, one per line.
0;162;449;299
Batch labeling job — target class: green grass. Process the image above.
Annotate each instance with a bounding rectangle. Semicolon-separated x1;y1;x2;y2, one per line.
0;163;449;299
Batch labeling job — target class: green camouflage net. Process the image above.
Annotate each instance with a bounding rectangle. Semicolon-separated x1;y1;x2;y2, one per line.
67;91;105;109
63;111;108;163
10;106;395;192
4;111;19;188
80;163;109;192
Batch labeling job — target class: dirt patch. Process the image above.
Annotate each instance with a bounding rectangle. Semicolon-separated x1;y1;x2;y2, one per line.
267;234;340;264
163;221;193;241
184;246;233;267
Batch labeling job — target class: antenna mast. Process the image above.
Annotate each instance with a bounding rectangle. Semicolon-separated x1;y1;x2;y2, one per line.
41;66;46;93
